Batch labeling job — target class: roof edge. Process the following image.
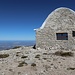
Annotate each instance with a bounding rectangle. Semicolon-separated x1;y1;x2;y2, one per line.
40;7;75;29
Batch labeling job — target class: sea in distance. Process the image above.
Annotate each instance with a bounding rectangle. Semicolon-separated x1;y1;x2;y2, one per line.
0;40;35;51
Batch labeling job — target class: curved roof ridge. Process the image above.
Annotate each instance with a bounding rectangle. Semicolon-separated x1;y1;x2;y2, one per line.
40;7;75;29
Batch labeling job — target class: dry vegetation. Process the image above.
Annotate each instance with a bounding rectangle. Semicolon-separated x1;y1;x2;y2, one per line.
0;54;9;58
12;46;21;49
67;67;75;70
35;54;40;58
0;46;75;75
31;63;36;67
21;55;28;58
54;51;74;57
43;53;48;55
18;61;25;67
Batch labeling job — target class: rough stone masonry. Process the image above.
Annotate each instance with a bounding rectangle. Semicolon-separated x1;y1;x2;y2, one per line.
35;7;75;50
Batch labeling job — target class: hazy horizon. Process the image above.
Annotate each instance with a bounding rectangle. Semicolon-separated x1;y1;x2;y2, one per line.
0;40;35;50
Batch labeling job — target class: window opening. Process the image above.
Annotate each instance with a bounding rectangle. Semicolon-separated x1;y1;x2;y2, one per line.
56;33;68;40
72;31;75;37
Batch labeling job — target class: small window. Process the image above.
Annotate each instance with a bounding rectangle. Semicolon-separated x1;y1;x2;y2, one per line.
72;31;75;37
56;33;68;40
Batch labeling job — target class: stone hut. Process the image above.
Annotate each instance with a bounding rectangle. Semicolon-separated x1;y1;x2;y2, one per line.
35;7;75;50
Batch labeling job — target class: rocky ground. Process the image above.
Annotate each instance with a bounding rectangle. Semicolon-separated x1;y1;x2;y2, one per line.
0;46;75;75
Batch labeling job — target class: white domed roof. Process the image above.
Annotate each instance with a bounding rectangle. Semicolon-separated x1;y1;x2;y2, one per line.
40;7;75;29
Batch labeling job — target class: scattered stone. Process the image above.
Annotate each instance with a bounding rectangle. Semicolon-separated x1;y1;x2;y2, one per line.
0;45;75;75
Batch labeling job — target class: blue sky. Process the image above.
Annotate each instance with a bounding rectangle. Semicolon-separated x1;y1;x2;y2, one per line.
0;0;75;40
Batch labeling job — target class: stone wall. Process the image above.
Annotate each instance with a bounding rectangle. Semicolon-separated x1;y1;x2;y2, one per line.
36;7;75;50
